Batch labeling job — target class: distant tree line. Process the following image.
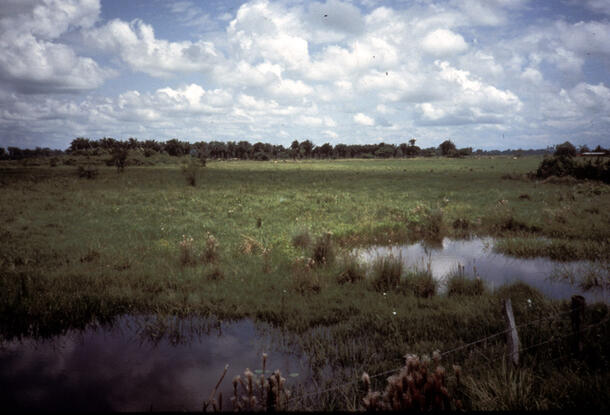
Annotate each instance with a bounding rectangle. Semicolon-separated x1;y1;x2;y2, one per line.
1;137;606;161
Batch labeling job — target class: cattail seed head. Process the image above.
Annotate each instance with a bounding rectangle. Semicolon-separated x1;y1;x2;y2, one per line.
362;372;371;389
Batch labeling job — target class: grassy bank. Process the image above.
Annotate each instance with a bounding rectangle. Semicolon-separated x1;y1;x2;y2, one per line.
1;156;609;410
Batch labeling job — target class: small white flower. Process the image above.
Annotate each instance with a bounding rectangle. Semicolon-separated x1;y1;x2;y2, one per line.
527;298;532;307
383;292;387;296
392;311;397;316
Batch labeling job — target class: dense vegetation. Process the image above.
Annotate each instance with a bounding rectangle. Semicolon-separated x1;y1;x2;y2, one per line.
0;154;608;410
1;136;571;162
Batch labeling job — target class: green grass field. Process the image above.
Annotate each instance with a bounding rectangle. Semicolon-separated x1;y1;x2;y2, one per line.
1;155;609;410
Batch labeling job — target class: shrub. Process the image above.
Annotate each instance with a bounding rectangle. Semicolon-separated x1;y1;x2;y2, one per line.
311;232;334;265
77;165;98;179
371;255;403;292
554;141;577;158
535;154;610;183
536;155;576;179
110;148;128;173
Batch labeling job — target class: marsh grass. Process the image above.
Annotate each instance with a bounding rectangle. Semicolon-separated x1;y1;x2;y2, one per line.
181;159;202;186
202;232;219;264
549;262;610;292
179;235;196;266
465;361;542;411
402;269;437;298
407;203;446;241
495;237;609;261
336;253;366;285
1;157;609;410
361;351;462;411
291;256;321;294
311;232;334;265
371;254;403;292
291;230;312;250
445;264;486;296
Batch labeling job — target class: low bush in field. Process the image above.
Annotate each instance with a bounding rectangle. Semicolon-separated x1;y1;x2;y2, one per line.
535;155;609;183
77;165;98;179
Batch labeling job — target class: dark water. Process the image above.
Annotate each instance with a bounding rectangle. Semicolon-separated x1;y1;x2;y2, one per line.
356;237;608;303
0;315;307;412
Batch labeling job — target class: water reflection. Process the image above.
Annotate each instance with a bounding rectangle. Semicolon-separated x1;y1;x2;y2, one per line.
356;237;608;303
0;315;308;412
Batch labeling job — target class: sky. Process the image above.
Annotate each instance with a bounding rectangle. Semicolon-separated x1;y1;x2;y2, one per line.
0;0;609;151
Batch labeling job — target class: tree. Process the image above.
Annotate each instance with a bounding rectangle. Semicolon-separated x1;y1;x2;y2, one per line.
554;141;577;158
290;140;300;160
68;137;94;153
409;138;416;147
300;140;314;158
438;140;456;156
375;143;396;158
111;146;128;173
165;139;187;156
236;141;252;159
334;143;349;158
318;143;333;158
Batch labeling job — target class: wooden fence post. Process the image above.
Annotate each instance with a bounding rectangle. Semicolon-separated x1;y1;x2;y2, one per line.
571;295;586;355
504;299;520;366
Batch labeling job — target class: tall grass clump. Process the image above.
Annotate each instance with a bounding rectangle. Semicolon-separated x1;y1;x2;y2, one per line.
179;235;196;266
402;264;437;298
204;353;290;412
291;256;321;294
311;232;334;266
202;232;219;264
361;351;463;411
371;254;403;292
291;229;312;250
464;362;541;410
445;264;486;296
336;253;366;284
181;159;203;186
407;203;446;241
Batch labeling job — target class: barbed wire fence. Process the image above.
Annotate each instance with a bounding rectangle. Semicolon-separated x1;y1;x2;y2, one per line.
284;300;608;410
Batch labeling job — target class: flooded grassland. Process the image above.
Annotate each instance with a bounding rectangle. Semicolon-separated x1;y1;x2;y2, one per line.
1;156;608;410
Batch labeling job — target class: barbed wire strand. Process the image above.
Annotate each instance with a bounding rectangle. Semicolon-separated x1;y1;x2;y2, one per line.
287;305;589;406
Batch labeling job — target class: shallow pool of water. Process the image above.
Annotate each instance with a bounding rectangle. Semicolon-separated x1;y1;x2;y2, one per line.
0;315;308;412
356;237;608;303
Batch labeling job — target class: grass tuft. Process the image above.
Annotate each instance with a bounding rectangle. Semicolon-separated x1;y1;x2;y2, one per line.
336;254;366;284
446;264;486;296
371;254;403;292
311;232;334;265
